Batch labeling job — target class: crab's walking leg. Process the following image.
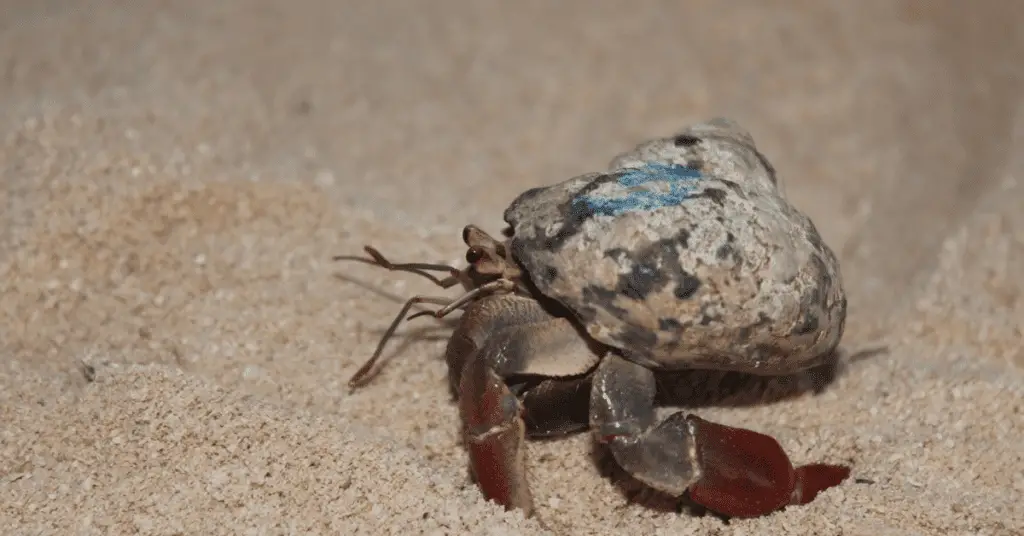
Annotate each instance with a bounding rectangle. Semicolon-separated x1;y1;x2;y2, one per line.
459;353;534;516
452;294;604;517
347;294;455;387
589;354;703;498
589;354;848;517
519;375;592;437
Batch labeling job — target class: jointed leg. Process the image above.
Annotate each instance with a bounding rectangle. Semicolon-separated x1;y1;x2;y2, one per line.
458;352;534;516
589;354;702;496
519;376;592;438
406;278;517;321
336;246;507;387
443;294;603;393
589;353;850;517
453;294;602;517
347;294;456;387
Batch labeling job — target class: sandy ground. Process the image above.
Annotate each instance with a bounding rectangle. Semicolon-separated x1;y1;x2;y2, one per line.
2;2;1023;535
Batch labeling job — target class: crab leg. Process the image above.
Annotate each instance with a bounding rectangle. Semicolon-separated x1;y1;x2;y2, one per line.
346;294;455;387
458;353;534;516
450;294;605;517
590;353;849;517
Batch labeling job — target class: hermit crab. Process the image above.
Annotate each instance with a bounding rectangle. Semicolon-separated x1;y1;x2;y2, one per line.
336;118;851;518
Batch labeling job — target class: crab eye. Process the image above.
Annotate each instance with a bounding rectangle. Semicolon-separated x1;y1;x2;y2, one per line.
466;246;484;264
673;134;701;147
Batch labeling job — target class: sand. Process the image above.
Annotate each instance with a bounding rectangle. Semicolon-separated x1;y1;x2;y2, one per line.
1;2;1022;535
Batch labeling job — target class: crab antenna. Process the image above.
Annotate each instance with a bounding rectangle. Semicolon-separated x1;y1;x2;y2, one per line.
348;294;454;388
333;245;462;288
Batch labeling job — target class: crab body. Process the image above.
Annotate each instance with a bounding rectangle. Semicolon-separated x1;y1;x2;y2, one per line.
336;118;851;521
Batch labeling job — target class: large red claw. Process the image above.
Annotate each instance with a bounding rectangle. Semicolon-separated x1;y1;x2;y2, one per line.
458;358;534;516
685;416;850;517
686;415;795;517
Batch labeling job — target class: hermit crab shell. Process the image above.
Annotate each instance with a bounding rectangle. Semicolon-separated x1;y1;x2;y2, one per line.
503;118;846;374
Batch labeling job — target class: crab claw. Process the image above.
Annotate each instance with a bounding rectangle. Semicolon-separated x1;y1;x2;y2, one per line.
458;355;535;516
685;415;850;517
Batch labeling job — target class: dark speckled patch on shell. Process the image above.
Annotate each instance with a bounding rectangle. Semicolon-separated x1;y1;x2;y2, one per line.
503;118;846;374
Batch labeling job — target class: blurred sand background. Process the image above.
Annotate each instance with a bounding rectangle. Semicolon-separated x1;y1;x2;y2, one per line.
1;2;1022;535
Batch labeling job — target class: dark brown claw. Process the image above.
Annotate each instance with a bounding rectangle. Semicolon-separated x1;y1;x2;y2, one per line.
686;415;850;517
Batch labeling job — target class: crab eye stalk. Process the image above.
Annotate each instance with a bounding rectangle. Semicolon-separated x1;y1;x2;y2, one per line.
466;246;485;264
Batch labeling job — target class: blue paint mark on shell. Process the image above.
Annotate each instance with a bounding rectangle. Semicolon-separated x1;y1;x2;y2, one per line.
576;162;703;216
